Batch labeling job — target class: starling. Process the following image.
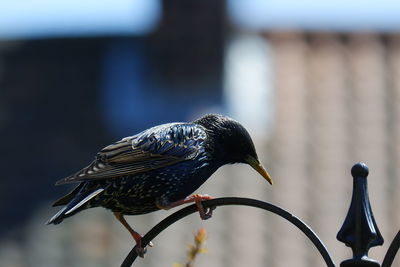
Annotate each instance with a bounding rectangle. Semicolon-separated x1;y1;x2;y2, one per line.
47;114;272;256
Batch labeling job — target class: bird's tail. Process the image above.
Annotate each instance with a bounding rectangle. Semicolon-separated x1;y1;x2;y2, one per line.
46;187;105;225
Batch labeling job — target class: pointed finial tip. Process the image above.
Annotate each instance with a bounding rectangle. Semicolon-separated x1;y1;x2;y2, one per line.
351;162;369;178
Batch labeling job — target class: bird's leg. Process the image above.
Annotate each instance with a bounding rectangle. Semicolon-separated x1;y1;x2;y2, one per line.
156;194;215;220
113;212;152;258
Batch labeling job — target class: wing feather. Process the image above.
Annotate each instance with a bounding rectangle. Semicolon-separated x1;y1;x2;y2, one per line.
56;123;208;185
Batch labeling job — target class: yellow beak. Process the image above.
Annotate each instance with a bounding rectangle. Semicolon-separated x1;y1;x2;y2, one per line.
246;156;273;185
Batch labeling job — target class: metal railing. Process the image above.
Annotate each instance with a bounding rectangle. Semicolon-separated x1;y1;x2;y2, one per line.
121;163;400;267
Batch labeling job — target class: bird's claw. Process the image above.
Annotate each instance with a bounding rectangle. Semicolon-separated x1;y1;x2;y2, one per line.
199;205;216;220
135;246;147;258
191;194;215;220
201;210;212;220
135;240;154;258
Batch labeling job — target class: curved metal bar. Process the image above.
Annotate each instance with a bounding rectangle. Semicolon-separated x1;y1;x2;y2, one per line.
121;197;335;267
382;230;400;267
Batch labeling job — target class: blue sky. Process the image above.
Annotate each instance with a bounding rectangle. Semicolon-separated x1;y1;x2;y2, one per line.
0;0;161;39
1;0;400;39
228;0;400;32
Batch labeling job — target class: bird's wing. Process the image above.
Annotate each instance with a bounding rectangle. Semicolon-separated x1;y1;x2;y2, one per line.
56;123;208;185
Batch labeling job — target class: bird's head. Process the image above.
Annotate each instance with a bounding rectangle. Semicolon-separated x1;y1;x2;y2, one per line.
194;114;273;185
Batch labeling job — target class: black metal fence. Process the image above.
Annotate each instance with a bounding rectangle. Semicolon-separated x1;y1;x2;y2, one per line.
121;163;400;267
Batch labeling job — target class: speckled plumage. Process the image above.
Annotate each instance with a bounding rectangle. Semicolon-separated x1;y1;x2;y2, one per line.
47;114;271;226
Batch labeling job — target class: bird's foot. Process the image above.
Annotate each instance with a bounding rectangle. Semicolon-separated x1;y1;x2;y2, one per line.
156;194;216;220
134;240;154;258
113;212;153;258
201;205;216;220
135;241;147;258
190;194;215;220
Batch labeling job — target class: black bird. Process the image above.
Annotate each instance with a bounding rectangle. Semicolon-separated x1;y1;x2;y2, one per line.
47;114;272;256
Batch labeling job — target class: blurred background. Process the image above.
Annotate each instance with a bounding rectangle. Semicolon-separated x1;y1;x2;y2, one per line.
2;0;400;266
